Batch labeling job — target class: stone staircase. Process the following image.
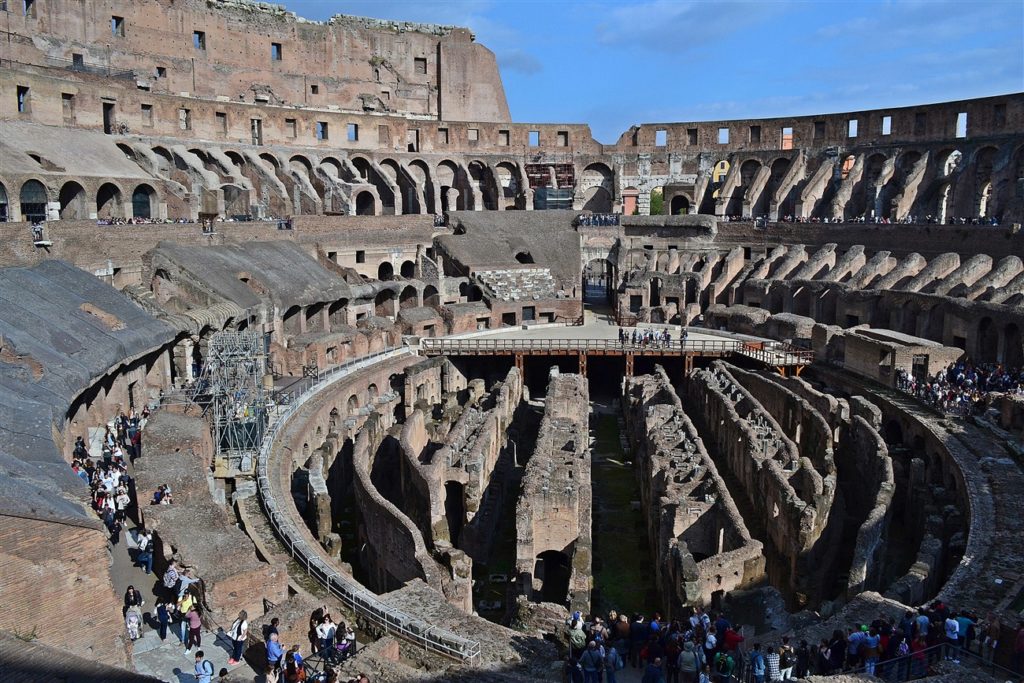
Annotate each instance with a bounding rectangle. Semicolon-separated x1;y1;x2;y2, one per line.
475;268;556;301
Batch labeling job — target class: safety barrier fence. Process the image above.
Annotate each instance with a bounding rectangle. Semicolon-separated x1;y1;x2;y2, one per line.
254;346;482;662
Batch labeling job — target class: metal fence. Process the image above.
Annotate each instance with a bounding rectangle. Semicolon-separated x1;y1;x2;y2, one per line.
254;346;482;662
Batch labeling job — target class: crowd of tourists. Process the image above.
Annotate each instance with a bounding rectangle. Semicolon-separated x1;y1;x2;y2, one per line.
577;213;620;226
562;602;1024;682
726;214;1001;226
896;361;1024;415
618;327;687;348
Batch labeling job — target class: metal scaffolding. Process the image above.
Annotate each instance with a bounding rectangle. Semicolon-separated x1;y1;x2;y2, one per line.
197;331;268;475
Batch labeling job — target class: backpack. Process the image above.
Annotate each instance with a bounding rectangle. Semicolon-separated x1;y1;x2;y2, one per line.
201;660;213;675
715;654;730;674
780;648;794;668
163;567;179;589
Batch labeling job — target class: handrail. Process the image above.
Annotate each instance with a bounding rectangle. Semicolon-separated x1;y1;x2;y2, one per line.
254;346;482;662
420;337;814;364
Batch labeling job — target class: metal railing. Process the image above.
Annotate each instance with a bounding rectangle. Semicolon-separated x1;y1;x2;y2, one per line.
254;346;482;662
420;337;814;366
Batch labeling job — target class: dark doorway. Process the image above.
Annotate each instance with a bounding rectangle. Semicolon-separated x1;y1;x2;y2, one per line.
535;549;571;605
444;481;465;547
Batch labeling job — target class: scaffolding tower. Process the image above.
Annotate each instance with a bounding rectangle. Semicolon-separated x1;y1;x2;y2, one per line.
198;331;268;475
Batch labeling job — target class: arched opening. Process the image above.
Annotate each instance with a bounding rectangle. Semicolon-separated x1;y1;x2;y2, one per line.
355;191;375;216
840;155;856;180
978;181;992;218
978;317;999;363
19;180;48;223
96;183;124;219
422;285;440;308
58;181;88;220
1004;323;1022;368
467;285;483;303
515;251;534;264
399;285;418;310
131;184;156;219
444;481;465;546
648;186;664;215
670;195;690;215
346;394;360;414
377;262;394;281
938;184;952;224
581;186;612;213
534;549;571;605
468;160;497;210
0;182;8;221
282;305;302;336
583;258;614;305
437;161;463;212
942;150;962;176
409;160;436;214
374;289;395;317
367;383;379;403
400;260;416;278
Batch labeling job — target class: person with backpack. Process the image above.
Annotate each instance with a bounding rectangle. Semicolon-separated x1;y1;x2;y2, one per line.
749;643;766;683
778;636;795;679
713;650;734;682
163;561;180;597
605;643;625;683
194;650;214;683
579;641;604;683
677;641;700;683
228;610;248;665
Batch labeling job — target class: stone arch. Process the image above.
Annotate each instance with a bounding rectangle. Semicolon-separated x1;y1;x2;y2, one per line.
494;161;521;207
582;186;612;213
289;154;313;175
399;285;418;309
225;150;245;168
220;183;248;217
408;159;436;214
58;181;88;220
282;304;302;336
380;158;420;214
377;261;394;281
131;183;157;219
670;194;691;215
400;260;416;278
367;383;379;403
583;257;615;304
939;149;962;177
768;156;793;216
20;179;49;223
259;152;281;171
374;289;396;317
0;181;8;221
515;251;535;264
347;394;360;413
96;182;124;219
351;156;395;214
152;146;177;172
354;191;376;216
468;160;497;210
978;316;998;363
1004;323;1023;368
423;285;440;307
320;156;344;178
436;160;465;212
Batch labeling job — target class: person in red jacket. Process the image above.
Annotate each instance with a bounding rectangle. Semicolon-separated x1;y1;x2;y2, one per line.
723;625;745;652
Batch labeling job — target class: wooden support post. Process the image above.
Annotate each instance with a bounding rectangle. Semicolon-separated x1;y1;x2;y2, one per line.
684;354;694;375
625;353;634;377
515;353;524;373
578;352;587;376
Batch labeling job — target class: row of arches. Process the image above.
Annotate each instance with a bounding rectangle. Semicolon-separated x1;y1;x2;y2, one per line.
0;178;158;222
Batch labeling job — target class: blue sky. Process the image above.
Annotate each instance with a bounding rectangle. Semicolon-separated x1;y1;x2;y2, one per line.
284;0;1024;143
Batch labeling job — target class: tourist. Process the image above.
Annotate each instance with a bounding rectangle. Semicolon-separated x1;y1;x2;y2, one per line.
909;633;928;678
697;663;712;683
641;656;664;683
629;614;647;667
944;611;960;662
267;632;284;680
564;656;584;683
604;642;624;683
678;640;701;683
194;650;214;683
569;614;587;660
794;639;810;677
712;650;734;682
178;567;201;598
1014;621;1024;675
123;585;144;616
579;641;604;683
228;609;248;665
134;529;154;574
185;604;202;653
163;560;180;596
981;613;1000;664
861;627;880;674
764;645;780;682
177;591;195;644
317;614;337;655
125;604;143;641
156;599;170;641
749;643;766;683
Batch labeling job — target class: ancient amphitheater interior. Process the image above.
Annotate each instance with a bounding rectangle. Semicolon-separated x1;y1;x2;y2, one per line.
1;1;1023;682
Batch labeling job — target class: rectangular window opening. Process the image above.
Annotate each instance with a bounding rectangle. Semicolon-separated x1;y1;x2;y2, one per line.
414;57;427;75
251;118;263;146
141;103;153;127
847;119;859;138
813;120;825;139
914;112;926;136
655;129;667;146
356;250;366;264
438;127;449;144
780;126;793;150
993;103;1007;128
406;129;419;153
16;85;29;114
717;127;729;144
749;125;762;143
62;93;75;121
285;118;297;138
310;84;319;95
955;111;967;138
72;53;84;69
686;128;697;145
216;111;227;133
556;130;569;147
271;42;282;61
347;123;358;142
178;108;192;131
156;66;167;78
23;0;36;18
499;130;510;146
111;16;125;37
529;130;540;147
193;31;206;50
881;115;892;136
316;121;329;141
467;128;479;142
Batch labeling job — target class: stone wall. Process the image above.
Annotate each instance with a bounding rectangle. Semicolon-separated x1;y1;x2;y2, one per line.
623;367;765;614
516;372;592;612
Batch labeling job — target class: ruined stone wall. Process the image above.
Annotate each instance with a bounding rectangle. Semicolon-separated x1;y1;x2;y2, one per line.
516;372;591;612
0;516;132;668
623;367;764;614
687;361;831;605
844;415;896;596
